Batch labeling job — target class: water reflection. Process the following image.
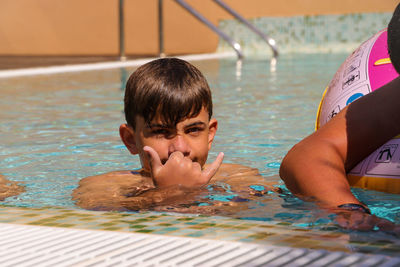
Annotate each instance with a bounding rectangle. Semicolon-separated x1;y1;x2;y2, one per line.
119;67;129;91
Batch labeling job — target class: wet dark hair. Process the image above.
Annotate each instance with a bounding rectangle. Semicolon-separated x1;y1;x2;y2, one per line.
124;57;213;128
388;3;400;74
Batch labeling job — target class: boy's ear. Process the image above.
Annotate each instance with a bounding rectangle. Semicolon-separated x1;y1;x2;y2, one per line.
208;118;218;150
119;124;139;155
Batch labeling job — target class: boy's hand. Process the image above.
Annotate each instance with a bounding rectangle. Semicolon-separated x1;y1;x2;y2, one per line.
143;146;224;188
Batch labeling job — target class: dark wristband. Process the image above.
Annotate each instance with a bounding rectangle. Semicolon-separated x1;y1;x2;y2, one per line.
337;203;371;214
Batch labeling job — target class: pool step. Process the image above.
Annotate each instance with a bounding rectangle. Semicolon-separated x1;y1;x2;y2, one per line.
0;223;398;267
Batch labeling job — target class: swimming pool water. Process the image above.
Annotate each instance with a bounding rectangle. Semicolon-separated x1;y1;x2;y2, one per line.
1;54;399;227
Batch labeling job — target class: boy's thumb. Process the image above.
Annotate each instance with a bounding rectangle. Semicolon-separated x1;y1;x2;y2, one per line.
202;152;224;180
143;146;162;171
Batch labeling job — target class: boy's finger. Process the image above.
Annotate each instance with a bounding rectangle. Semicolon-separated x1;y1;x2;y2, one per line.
143;146;163;171
202;152;224;180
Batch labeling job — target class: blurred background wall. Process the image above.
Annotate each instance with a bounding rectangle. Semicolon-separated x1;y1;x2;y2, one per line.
0;0;397;56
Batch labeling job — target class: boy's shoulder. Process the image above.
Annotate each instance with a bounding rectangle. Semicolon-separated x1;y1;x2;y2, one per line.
72;163;274;212
76;170;154;190
214;163;260;177
72;170;155;211
211;162;272;188
75;163;261;190
77;170;149;183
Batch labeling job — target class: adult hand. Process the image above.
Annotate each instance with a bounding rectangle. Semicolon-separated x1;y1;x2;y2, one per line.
143;146;224;188
334;210;400;236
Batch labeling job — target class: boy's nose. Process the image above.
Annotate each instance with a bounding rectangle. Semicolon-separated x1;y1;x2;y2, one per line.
168;135;190;157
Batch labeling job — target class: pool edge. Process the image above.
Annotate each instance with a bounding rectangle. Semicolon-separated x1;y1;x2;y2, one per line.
0;52;236;79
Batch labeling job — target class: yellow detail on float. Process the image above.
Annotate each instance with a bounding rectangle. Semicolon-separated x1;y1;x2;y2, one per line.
374;58;391;66
315;87;328;131
348;175;400;194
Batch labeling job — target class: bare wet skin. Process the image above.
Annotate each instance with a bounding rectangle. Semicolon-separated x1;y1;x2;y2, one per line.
0;175;25;201
72;163;279;216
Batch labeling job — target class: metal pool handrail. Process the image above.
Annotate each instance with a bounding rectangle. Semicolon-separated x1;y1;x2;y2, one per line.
119;0;126;61
213;0;279;58
174;0;244;59
120;0;278;60
158;0;165;57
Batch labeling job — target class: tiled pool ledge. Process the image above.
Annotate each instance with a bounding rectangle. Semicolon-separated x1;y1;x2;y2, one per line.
1;205;400;258
218;12;393;56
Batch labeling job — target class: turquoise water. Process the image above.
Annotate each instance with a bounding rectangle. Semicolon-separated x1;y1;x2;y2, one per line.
1;54;399;226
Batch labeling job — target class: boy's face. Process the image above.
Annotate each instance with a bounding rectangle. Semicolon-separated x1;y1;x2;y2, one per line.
120;107;217;172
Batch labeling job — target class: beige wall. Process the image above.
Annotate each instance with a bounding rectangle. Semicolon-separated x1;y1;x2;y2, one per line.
0;0;398;56
0;0;118;55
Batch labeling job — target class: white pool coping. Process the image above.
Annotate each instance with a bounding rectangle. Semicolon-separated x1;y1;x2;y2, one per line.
0;52;236;79
0;223;398;267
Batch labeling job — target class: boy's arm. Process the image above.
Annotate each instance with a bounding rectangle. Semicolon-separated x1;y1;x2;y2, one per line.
280;76;400;208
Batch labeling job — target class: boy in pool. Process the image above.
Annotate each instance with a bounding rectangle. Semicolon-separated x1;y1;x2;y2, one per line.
279;4;400;233
72;57;274;213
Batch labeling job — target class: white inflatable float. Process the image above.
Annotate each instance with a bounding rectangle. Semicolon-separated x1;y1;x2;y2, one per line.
316;29;400;194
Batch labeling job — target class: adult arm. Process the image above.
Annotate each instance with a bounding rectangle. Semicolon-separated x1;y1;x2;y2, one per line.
280;76;400;208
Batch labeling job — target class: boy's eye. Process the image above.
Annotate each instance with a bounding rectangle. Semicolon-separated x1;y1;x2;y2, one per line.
151;128;171;136
186;127;203;135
